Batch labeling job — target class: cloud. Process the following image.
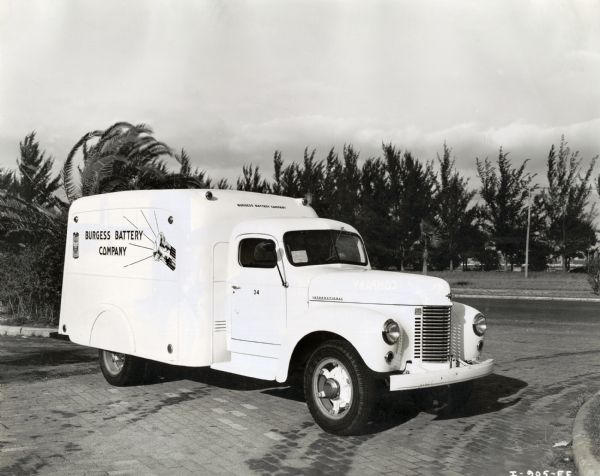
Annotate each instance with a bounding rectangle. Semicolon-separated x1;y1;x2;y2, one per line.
569;50;600;64
1;0;599;195
192;115;599;184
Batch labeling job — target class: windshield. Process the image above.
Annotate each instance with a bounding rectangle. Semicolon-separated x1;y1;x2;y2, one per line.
283;229;368;267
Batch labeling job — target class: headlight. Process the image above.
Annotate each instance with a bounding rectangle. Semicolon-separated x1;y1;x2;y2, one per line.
473;313;487;336
382;319;401;345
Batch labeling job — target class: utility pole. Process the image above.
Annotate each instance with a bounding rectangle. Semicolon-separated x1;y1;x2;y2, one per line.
422;235;428;275
420;219;435;276
524;188;532;278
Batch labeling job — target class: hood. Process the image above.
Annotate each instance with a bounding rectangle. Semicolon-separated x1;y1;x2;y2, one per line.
308;269;452;306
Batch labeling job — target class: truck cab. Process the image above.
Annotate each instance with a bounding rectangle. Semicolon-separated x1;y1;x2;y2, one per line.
59;189;493;435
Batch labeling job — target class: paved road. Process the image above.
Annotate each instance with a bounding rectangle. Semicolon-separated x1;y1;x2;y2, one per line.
1;298;599;475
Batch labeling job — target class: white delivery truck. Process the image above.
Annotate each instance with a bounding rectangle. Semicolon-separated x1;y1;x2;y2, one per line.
59;189;493;435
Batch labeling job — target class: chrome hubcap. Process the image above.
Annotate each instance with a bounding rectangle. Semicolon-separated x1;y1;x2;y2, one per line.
323;379;340;399
102;351;125;376
313;358;353;419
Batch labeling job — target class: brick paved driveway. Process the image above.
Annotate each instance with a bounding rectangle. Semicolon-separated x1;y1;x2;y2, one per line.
1;298;599;475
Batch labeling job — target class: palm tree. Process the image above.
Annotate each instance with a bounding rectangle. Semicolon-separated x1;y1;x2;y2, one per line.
62;122;205;202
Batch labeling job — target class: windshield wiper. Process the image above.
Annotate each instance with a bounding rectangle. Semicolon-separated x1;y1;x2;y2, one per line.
327;227;344;262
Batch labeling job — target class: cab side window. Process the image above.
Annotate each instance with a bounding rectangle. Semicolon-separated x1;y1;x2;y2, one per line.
239;238;277;268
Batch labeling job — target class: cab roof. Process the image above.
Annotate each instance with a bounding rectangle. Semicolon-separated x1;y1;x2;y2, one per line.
231;217;361;239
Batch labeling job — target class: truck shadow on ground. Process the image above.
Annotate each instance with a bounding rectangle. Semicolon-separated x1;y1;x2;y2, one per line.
304;373;526;434
147;364;527;433
425;373;528;421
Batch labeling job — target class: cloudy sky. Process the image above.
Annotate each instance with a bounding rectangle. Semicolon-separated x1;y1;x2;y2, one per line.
1;0;599;187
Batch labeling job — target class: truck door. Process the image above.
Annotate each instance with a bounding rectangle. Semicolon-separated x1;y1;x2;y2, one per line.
230;235;286;350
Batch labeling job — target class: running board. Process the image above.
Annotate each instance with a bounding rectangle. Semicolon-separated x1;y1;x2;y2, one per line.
211;352;277;381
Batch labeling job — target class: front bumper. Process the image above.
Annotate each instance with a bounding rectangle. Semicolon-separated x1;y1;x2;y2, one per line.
389;358;494;391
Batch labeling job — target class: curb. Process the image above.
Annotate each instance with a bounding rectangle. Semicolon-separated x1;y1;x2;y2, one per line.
454;294;600;302
0;325;58;338
573;390;600;476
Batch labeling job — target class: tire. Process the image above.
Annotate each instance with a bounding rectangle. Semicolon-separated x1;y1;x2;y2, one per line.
413;381;474;415
304;340;375;435
98;349;145;386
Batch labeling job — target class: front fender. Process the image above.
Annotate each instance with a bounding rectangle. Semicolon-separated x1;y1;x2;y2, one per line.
276;304;401;382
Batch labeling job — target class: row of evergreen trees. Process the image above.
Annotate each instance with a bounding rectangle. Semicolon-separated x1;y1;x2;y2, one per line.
237;141;597;272
0;122;597;321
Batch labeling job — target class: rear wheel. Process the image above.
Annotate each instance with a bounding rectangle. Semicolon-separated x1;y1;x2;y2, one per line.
304;340;375;435
98;350;145;386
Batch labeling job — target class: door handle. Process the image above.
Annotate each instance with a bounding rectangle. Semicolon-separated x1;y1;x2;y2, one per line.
231;285;241;290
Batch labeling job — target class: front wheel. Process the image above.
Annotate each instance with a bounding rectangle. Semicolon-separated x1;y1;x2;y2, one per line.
304;340;375;435
98;350;145;386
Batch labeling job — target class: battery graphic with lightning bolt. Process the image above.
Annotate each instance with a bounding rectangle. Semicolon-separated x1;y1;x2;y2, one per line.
153;232;176;270
121;210;176;271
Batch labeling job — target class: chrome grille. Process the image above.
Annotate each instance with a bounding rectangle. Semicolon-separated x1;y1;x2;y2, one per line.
414;306;451;362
